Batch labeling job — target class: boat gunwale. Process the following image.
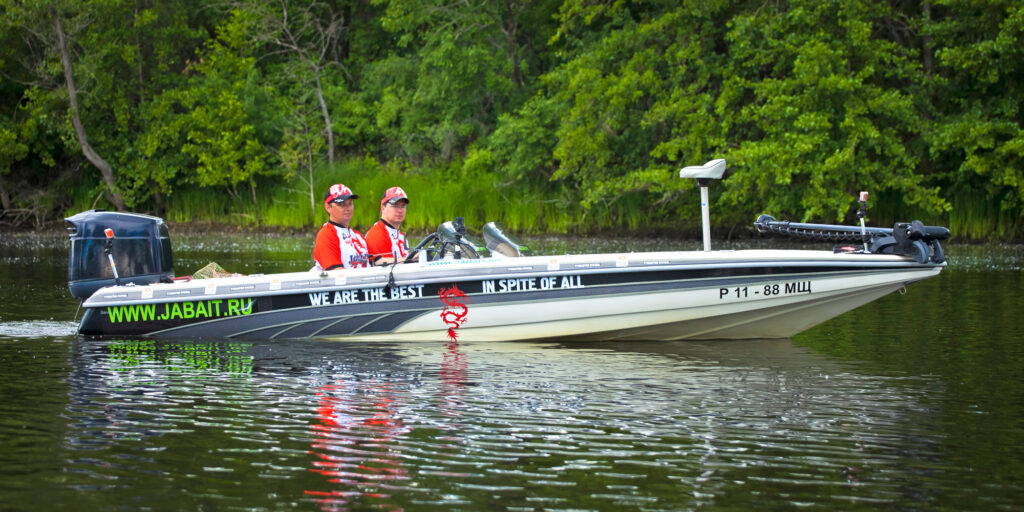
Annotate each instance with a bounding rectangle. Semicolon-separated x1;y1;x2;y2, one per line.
135;266;943;340
80;249;944;308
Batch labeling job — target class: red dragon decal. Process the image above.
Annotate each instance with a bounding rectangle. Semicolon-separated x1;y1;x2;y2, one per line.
438;284;470;341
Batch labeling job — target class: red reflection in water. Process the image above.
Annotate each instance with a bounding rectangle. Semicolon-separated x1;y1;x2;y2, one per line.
306;340;471;508
306;381;409;511
440;339;467;418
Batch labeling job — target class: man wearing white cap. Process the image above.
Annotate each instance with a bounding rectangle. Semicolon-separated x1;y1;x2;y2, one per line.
365;186;410;265
312;183;370;270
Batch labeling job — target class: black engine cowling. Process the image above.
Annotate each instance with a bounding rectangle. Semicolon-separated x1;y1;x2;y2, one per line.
65;210;175;300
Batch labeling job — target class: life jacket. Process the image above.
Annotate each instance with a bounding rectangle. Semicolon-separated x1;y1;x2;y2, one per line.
312;221;369;270
365;219;409;261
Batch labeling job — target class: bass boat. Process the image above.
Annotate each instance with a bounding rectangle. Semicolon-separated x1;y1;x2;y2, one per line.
66;160;949;341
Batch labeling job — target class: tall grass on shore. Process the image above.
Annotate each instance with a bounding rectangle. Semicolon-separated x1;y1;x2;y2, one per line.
157;157;580;234
870;190;1023;242
945;195;1024;241
62;158;1022;241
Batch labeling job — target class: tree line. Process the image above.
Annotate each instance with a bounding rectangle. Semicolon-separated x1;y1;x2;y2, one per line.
1;0;1021;237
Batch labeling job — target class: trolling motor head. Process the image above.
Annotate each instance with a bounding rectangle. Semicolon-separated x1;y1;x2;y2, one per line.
874;220;950;264
680;159;726;251
753;212;951;264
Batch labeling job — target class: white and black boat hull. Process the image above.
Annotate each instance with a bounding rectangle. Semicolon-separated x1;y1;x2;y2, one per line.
77;251;942;341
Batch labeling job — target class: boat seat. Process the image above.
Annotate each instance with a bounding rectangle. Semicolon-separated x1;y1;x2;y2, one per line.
679;159;726;180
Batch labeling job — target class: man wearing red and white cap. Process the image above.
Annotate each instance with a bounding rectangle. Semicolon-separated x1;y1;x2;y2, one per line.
312;183;370;271
365;186;410;265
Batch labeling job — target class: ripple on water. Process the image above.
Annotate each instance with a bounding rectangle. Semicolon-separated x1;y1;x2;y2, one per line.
0;336;1013;510
1;232;1020;511
0;320;78;338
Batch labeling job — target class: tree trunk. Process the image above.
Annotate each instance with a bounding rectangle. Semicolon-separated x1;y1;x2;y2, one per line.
307;135;316;226
338;2;352;63
502;0;523;86
0;175;11;211
53;7;127;211
314;68;335;166
152;189;165;217
250;178;262;228
922;0;933;75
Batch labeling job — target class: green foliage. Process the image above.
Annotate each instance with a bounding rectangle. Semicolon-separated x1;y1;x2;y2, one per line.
152;10;283;189
366;0;556;162
471;92;560;190
925;0;1024;213
543;4;731;218
0;0;1021;238
721;0;947;222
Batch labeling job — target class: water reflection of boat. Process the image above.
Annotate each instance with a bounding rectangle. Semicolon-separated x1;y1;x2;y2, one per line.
439;340;468;418
307;379;409;511
58;333;955;509
66;160;948;342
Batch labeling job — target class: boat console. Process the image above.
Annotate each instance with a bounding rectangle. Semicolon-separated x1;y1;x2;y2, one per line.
407;218;530;261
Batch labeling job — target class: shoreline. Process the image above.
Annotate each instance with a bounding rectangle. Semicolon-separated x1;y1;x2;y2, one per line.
8;218;714;240
7;218;1017;245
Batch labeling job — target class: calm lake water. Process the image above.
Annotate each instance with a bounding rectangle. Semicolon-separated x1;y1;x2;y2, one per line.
1;231;1021;511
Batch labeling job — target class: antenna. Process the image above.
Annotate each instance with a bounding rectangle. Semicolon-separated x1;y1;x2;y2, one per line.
679;159;726;251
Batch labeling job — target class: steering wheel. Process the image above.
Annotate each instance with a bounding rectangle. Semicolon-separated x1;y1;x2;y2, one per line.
407;232;480;262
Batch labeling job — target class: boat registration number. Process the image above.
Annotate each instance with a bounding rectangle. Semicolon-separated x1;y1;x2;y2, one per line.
719;281;811;299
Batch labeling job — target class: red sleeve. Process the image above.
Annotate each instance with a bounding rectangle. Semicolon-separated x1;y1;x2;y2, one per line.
312;224;342;270
364;220;391;258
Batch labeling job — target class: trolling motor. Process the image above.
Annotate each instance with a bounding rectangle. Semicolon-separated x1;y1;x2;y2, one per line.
871;220;950;264
754;195;951;264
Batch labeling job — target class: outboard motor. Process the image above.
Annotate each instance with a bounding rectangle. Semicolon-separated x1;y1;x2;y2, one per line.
65;210;174;300
482;222;531;257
